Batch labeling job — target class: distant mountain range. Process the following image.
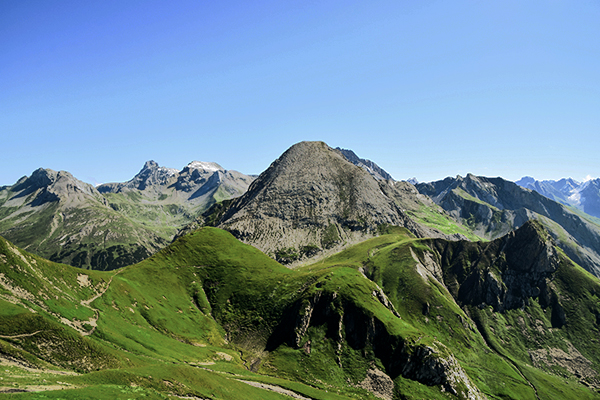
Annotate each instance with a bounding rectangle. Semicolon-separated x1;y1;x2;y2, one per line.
0;161;253;270
516;176;600;219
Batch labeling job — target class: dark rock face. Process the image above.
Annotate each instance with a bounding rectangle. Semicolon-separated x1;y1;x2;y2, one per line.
267;291;485;399
427;221;564;315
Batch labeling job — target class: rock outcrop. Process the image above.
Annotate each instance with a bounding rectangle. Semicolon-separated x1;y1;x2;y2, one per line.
267;290;487;399
426;221;562;313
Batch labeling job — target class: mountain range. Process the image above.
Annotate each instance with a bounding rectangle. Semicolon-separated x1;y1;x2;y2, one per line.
516;176;600;219
2;140;600;399
416;174;600;277
0;161;253;270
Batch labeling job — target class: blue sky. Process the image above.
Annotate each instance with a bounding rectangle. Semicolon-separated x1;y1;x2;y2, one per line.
2;0;599;186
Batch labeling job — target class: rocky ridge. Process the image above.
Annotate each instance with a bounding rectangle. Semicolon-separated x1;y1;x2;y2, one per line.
335;147;394;181
416;173;600;277
0;159;254;270
516;176;600;219
98;159;254;210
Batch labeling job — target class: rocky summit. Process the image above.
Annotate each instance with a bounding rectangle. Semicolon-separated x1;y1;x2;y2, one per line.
209;141;457;263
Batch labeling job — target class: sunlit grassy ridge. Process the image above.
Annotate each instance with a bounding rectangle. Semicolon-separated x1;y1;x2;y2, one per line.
2;226;600;399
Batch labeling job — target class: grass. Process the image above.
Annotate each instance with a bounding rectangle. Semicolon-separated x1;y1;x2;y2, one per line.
2;225;600;399
452;188;500;211
406;204;482;241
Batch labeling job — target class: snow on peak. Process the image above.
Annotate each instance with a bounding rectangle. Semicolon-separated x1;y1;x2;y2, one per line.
185;161;223;172
159;166;179;176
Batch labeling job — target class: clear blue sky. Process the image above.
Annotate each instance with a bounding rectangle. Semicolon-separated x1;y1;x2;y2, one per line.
2;0;599;186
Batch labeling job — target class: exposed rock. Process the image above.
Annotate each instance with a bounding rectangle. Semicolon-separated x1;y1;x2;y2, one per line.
335;147;394;181
98;159;254;211
267;290;486;399
529;341;599;387
0;168;166;270
0;160;254;270
516;176;600;220
358;368;394;400
210;141;458;263
427;220;562;312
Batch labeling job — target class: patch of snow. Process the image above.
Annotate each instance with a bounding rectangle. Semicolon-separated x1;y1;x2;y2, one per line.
568;191;582;207
185;161;223;172
158;167;179;176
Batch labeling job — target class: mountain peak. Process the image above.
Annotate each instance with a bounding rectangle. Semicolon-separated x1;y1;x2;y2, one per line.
210;141;439;262
124;161;179;190
142;160;159;170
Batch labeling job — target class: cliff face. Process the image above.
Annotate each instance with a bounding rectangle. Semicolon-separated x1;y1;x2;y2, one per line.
265;289;486;399
427;221;561;314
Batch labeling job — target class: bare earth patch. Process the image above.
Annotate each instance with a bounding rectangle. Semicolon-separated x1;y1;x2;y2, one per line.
77;274;90;287
529;341;599;387
237;380;311;400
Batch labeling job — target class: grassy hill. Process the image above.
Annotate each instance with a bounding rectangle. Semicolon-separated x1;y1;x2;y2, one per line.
2;225;600;399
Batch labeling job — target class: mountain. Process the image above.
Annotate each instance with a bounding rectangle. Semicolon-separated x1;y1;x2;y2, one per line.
97;160;254;239
196;141;474;264
335;147;394;180
516;176;600;219
0;160;254;270
0;168;168;270
416;174;600;277
2;218;600;398
579;179;600;218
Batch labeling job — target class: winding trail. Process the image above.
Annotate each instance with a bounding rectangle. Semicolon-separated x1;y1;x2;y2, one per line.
80;269;122;336
236;380;313;399
0;330;45;339
472;317;541;400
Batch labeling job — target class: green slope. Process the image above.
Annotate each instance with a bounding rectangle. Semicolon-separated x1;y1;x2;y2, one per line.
2;225;600;399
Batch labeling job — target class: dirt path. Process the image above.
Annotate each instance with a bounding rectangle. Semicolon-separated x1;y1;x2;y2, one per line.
236;380;312;400
81;269;121;307
0;330;44;339
80;269;122;336
472;317;540;400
